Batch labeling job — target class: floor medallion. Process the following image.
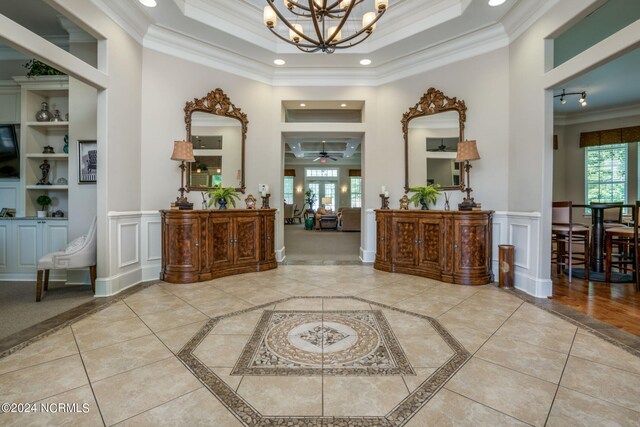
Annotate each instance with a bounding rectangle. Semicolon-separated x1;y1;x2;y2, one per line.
232;310;415;376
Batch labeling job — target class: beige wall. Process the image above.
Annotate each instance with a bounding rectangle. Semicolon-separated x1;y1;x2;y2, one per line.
554;114;640;206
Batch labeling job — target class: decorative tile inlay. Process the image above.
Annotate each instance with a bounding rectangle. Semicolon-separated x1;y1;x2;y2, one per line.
178;296;470;426
231;310;413;376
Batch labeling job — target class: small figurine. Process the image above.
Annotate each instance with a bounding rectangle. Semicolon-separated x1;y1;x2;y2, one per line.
399;195;410;210
43;145;54;154
37;160;52;185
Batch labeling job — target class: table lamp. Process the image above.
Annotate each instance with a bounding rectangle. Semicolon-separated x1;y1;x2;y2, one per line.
456;140;480;211
171;140;195;210
321;197;332;209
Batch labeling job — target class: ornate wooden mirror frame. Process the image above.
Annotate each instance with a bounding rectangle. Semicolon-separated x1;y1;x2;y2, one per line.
185;88;247;193
402;87;467;192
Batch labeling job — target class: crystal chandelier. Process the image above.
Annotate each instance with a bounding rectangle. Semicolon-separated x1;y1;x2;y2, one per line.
263;0;389;54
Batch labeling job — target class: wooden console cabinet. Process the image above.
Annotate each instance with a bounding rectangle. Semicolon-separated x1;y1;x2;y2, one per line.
160;209;276;283
374;210;493;285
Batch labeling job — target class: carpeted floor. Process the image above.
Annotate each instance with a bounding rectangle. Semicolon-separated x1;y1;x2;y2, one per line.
0;281;94;340
283;223;361;261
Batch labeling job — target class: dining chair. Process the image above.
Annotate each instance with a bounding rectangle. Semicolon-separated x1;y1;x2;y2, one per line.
552;201;590;282
603;202;626;228
36;216;97;301
605;201;640;291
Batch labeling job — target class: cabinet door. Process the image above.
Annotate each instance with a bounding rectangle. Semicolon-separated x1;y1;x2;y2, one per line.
419;216;444;272
390;217;419;266
234;216;261;265
40;221;68;260
453;218;490;276
0;91;20;123
209;216;233;269
0;221;10;273
15;221;38;273
375;215;387;262
163;216;201;273
263;214;276;262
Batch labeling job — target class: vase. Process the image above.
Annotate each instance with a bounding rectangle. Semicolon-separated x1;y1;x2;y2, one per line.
63;134;69;154
420;199;428;210
218;199;227;210
35;102;53;122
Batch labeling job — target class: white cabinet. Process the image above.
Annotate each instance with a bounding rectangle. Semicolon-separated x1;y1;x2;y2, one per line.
0;219;67;279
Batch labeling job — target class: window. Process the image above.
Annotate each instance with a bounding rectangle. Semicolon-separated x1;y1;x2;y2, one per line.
306;169;338;177
350;177;362;207
324;183;336;211
585;144;627;204
283;176;294;204
308;183;320;210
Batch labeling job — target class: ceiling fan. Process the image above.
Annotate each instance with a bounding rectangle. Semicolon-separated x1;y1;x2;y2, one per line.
313;142;338;162
427;138;456;152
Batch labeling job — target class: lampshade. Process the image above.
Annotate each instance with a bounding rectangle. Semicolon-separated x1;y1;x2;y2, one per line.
456;140;480;162
321;197;332;205
171;140;195;162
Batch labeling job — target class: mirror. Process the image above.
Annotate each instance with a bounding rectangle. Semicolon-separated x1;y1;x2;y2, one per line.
185;88;247;193
403;87;466;191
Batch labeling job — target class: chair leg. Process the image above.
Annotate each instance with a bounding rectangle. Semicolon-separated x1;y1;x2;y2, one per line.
36;270;43;302
44;270;50;291
584;233;590;282
89;265;96;294
605;234;612;283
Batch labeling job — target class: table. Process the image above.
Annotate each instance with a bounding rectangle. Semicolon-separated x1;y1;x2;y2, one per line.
573;203;633;273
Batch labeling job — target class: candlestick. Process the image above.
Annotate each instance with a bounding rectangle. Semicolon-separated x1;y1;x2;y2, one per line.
261;193;271;209
381;185;386;193
379;193;390;209
384;190;389;198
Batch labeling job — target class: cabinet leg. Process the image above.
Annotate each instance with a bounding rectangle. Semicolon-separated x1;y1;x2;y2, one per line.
90;265;96;293
36;270;43;302
44;270;50;291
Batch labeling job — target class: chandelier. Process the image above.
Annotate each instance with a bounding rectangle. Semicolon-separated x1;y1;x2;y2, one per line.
263;0;389;54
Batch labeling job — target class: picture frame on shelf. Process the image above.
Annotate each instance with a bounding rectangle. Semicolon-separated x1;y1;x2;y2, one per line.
0;208;7;217
78;140;97;183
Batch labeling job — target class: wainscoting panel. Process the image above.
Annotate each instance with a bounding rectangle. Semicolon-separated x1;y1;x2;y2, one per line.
0;223;7;271
493;211;551;298
97;211;161;297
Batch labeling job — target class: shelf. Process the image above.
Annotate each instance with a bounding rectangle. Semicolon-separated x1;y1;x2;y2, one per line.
26;185;68;190
25;121;69;128
26;154;69;159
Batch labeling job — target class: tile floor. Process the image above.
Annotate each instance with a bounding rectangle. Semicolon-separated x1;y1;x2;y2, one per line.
0;265;639;426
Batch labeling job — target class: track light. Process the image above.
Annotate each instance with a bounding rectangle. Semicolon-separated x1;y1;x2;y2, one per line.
554;89;588;107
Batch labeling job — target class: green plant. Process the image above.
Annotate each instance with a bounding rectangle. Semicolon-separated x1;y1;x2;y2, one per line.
23;59;65;78
207;185;241;208
36;195;52;211
304;189;316;208
408;184;441;209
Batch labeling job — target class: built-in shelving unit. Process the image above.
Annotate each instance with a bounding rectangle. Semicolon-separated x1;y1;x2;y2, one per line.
16;76;70;217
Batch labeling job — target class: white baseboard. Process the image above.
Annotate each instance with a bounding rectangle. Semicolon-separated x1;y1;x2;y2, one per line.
95;268;142;297
142;263;161;282
276;246;286;263
514;271;552;298
360;247;375;263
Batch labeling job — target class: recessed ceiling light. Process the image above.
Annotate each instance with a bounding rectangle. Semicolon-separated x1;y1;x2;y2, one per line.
274;59;286;65
138;0;157;7
488;0;506;6
300;103;306;107
340;103;347;107
360;59;372;66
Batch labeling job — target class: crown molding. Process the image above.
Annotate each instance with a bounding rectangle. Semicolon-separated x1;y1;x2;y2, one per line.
374;24;508;85
142;20;508;87
554;103;640;126
502;0;560;43
90;0;150;44
143;25;274;85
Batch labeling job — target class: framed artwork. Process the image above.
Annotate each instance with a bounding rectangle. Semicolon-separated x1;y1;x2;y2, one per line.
0;208;7;217
78;140;97;183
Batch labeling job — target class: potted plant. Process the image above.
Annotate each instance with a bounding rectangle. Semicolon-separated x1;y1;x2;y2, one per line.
207;185;240;210
408;184;441;210
23;59;65;78
36;195;52;218
304;189;316;210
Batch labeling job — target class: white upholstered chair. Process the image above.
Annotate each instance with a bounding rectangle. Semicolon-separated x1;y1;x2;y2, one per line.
36;217;97;302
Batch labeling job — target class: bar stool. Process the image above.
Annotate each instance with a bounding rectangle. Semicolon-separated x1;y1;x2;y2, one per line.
552;201;590;282
605;200;640;291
